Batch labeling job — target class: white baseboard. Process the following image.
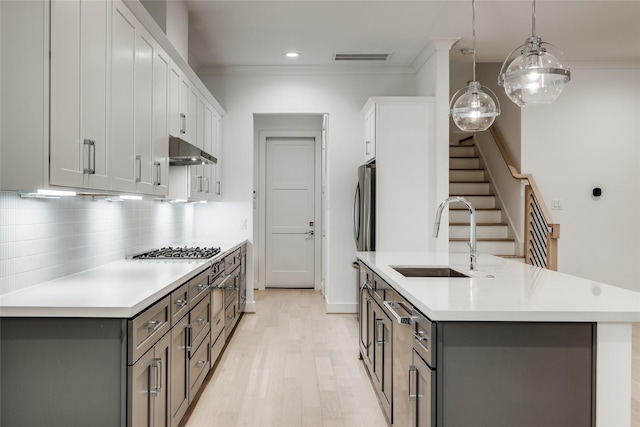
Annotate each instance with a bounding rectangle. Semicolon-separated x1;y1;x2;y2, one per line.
325;302;357;314
243;301;256;313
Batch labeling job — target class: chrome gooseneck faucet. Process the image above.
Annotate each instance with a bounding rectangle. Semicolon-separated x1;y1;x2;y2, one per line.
433;196;478;271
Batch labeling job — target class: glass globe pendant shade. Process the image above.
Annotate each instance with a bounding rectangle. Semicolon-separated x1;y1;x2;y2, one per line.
499;36;571;107
450;81;500;132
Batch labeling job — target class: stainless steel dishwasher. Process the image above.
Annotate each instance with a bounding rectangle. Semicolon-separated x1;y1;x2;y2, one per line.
383;288;416;426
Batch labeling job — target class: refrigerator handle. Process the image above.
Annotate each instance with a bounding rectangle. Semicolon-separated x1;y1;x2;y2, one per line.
353;183;360;247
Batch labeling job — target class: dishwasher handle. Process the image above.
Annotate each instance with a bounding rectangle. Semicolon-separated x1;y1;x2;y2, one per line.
383;300;415;325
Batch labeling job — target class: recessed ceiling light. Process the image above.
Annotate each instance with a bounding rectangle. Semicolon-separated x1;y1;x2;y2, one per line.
285;52;300;58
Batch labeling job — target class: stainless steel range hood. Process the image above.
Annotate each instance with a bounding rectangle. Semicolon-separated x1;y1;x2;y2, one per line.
169;136;217;166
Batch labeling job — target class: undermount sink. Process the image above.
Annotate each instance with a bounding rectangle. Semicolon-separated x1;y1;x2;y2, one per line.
391;266;470;278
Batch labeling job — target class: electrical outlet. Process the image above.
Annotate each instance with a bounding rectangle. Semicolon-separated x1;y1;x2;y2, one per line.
551;198;562;210
239;219;247;229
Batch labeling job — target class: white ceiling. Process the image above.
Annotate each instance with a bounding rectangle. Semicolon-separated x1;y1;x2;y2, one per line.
185;0;640;73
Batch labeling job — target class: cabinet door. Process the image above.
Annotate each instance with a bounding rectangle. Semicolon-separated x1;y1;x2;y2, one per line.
50;0;109;190
372;302;392;419
411;350;435;427
170;314;189;427
152;48;170;196
130;332;170;427
364;104;376;163
202;102;214;199
133;29;155;194
168;66;182;137
110;0;137;192
212;110;223;199
152;332;171;427
190;95;206;199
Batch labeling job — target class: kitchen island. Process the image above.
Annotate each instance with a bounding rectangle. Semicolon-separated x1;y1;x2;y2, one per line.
357;251;639;427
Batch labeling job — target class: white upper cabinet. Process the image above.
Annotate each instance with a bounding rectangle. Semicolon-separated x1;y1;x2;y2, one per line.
50;0;110;190
110;0;169;196
363;103;376;163
0;0;223;196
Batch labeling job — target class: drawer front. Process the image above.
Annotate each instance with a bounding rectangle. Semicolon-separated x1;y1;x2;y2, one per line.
224;289;238;310
190;297;211;352
188;270;210;307
413;314;435;368
188;334;210;403
210;327;225;368
129;295;171;364
210;308;224;345
170;282;189;326
224;248;240;271
224;300;237;333
211;287;223;318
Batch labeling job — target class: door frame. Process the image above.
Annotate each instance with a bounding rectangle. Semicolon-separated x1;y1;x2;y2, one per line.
258;130;323;291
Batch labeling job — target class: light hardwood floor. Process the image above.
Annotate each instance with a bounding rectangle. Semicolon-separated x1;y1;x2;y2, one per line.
183;289;388;427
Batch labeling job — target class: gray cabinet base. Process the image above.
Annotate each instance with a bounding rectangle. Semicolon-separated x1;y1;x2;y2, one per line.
437;322;595;427
1;318;127;427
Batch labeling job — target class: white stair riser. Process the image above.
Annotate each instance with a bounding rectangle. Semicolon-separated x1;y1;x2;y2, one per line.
450;170;485;182
450;182;491;195
450;209;502;223
450;240;516;255
449;146;475;157
450;225;509;239
450;158;479;169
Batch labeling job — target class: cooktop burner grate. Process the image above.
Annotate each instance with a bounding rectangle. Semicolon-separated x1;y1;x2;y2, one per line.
132;246;221;260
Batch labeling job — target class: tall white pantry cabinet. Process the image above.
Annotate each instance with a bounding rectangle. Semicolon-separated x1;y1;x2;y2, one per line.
362;97;441;252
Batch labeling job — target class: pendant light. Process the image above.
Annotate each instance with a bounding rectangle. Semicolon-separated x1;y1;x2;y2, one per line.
450;0;500;132
498;0;570;107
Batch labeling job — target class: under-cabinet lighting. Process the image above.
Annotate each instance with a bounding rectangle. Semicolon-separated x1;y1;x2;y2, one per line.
119;195;143;201
19;189;77;199
285;52;300;58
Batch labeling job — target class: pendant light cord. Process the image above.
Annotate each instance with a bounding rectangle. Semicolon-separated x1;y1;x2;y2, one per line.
472;0;476;81
531;0;536;37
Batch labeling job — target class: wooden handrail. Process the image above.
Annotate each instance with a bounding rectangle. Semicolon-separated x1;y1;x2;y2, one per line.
487;125;560;270
488;125;559;237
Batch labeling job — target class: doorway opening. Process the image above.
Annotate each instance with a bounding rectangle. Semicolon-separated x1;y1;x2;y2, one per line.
253;114;326;291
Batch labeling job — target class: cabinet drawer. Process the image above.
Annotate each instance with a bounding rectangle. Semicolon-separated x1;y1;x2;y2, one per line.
188;333;210;403
413;314;435;368
211;287;223;318
170;282;189;326
211;308;224;345
210;326;225;368
190;297;210;352
188;270;210;307
224;248;240;271
129;295;170;364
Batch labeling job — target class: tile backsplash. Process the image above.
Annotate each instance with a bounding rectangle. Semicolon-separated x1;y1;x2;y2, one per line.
0;192;195;295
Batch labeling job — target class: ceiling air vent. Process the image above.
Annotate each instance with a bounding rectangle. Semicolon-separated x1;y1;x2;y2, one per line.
333;53;392;62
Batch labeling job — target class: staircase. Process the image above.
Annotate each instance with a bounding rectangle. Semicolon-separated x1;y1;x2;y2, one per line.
449;143;517;257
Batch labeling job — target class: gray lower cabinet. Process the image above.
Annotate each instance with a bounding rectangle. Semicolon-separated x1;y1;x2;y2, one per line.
170;313;190;427
130;332;171;427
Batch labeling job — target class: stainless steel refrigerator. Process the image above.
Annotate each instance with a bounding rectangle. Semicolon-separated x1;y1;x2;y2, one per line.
353;163;375;251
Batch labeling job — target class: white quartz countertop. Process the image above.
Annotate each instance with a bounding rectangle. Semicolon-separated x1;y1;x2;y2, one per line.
357;251;640;322
0;240;246;318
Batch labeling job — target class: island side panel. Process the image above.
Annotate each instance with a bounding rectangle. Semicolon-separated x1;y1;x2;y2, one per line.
1;318;127;427
596;322;632;427
437;322;595;427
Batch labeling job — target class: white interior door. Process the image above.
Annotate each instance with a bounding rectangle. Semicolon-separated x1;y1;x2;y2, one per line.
265;138;315;288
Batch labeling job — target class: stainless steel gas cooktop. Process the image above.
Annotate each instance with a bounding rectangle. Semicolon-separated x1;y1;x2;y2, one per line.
131;246;221;260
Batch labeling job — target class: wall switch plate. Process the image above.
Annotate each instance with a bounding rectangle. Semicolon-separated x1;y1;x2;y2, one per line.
240;219;247;229
551;198;563;210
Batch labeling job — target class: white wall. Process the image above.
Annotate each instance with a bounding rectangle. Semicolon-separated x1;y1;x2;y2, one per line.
521;65;640;291
0;192;196;295
195;72;415;311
